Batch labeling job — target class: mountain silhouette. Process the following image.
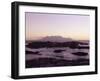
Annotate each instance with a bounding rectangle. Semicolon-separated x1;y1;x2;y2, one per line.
39;36;73;42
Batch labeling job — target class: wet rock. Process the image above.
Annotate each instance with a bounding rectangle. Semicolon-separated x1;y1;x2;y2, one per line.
54;49;65;53
72;52;88;56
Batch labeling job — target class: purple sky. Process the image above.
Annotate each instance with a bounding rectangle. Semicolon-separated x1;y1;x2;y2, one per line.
25;12;90;40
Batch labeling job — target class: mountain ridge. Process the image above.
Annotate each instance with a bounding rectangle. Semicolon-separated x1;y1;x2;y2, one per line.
39;36;73;42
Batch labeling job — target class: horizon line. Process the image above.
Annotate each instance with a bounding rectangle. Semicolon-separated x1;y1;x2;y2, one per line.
25;36;89;41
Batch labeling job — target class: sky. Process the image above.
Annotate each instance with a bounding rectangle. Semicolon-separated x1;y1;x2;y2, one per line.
25;12;90;40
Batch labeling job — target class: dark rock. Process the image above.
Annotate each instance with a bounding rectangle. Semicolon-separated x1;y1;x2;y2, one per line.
26;51;33;54
26;51;41;55
54;49;65;53
72;52;88;56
